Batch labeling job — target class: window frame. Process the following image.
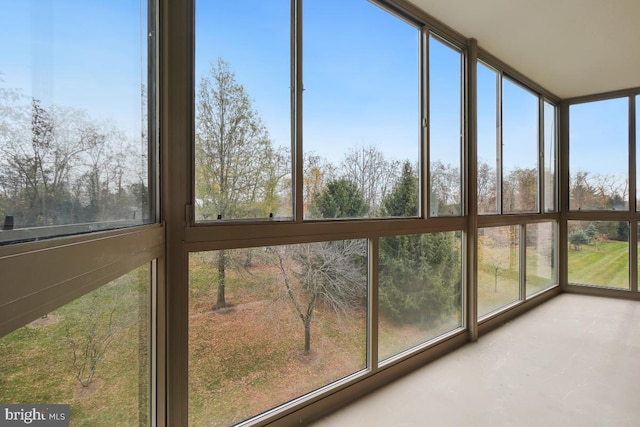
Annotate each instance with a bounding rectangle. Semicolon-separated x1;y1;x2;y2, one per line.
568;96;631;212
565;90;640;294
178;1;471;425
0;0;161;423
475;47;561;324
4;0;611;426
427;32;466;218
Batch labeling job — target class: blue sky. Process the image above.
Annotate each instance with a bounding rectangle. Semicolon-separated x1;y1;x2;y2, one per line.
196;0;423;165
1;0;632;180
196;0;473;167
569;97;629;178
0;0;147;140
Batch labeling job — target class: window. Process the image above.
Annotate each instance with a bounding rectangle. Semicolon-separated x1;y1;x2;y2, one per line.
0;265;151;425
476;60;557;317
5;1;615;426
569;98;629;211
429;36;463;217
0;2;158;425
543;101;557;213
186;3;469;424
501;78;539;213
636;96;640;212
568;221;629;290
476;62;499;215
526;222;556;297
194;0;292;222
378;232;462;361
477;63;553;216
188;243;367;426
478;225;520;317
0;1;154;244
303;0;419;219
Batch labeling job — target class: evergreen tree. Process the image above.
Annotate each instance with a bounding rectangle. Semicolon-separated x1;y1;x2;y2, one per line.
379;161;460;325
309;178;369;218
569;229;589;251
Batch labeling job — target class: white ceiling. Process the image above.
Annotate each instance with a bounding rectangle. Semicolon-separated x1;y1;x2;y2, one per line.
406;0;640;99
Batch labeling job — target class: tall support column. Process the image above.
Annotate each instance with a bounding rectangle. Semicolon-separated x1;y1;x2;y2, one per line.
630;97;637;292
466;38;479;341
162;0;192;424
559;101;570;292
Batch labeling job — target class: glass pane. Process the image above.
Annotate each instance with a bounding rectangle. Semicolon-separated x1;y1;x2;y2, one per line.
194;0;292;221
568;221;629;289
526;222;556;297
304;0;419;219
379;232;462;362
0;265;150;425
502;78;539;213
477;62;499;215
429;36;462;217
570;98;629;211
0;1;153;245
543;101;557;212
189;242;367;426
478;225;520;317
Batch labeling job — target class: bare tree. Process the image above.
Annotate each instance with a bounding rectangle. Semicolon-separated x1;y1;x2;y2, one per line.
477;160;497;214
569;171;596;210
503;167;537;212
479;227;517;292
302;152;336;215
591;173;628;210
570;171;628;211
268;240;366;354
430;160;461;215
340;145;398;215
195;58;279;308
0;100;90;226
64;306;117;387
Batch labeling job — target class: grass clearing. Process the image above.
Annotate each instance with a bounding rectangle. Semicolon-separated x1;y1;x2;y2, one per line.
0;267;150;426
4;239;592;426
568;240;629;289
187;251;464;426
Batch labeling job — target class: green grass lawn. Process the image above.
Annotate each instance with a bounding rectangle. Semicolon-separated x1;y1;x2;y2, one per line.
568;240;629;289
477;268;519;317
0;267;150;426
477;242;557;316
526;248;555;297
477;244;520;317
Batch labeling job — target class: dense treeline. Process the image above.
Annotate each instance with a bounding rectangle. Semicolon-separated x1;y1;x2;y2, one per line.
0;84;149;229
2;58;629;333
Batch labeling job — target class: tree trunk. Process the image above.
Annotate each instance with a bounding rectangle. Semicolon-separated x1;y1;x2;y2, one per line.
215;250;226;309
304;318;311;354
244;249;253;268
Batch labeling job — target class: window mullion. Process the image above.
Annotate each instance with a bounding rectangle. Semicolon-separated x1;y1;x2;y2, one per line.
538;97;545;214
369;238;379;371
520;223;527;300
629;96;637;213
421;28;430;219
497;72;503;214
630;96;637;292
293;0;304;223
